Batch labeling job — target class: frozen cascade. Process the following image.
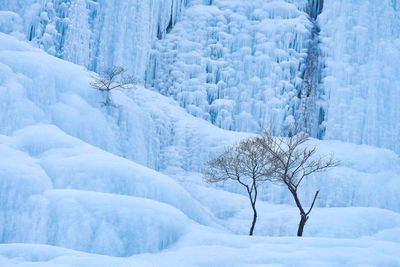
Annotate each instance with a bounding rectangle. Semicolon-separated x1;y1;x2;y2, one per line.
307;0;323;19
0;0;185;77
2;1;400;154
146;0;313;135
296;0;325;137
319;0;400;153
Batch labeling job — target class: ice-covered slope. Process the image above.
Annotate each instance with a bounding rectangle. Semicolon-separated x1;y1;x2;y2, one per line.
0;32;233;255
0;32;247;172
0;125;214;256
2;31;399;214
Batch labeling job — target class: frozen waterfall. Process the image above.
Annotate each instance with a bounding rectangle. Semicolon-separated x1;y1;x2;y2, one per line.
146;0;313;136
296;0;325;138
0;0;185;78
320;0;400;153
0;0;399;153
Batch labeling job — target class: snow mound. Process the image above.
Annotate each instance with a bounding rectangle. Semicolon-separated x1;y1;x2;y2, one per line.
29;189;189;256
0;125;214;256
184;182;400;238
0;11;22;35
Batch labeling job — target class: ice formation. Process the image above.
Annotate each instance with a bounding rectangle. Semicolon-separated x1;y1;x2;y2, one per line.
320;0;400;153
147;0;313;135
0;0;400;266
1;0;399;153
0;0;185;77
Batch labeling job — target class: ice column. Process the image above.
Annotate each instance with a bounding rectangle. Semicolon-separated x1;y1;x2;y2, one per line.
296;0;326;138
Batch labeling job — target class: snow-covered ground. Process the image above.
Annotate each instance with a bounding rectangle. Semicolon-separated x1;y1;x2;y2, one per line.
0;31;400;266
1;231;400;267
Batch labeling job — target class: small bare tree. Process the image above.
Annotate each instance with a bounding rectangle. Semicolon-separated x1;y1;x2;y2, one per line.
261;133;339;236
90;66;137;106
90;66;137;91
204;136;275;236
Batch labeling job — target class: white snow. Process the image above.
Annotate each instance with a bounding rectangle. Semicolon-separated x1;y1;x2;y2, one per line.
0;126;209;256
0;232;399;266
0;11;22;36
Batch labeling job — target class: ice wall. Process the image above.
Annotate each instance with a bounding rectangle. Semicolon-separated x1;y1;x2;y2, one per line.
0;0;185;77
2;0;400;154
295;0;325;138
319;0;400;153
146;0;313;135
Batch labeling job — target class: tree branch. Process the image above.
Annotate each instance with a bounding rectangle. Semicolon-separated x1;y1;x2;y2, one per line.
306;190;319;216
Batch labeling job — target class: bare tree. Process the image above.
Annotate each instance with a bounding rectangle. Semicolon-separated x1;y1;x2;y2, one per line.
260;133;339;236
204;136;275;235
90;66;137;91
90;66;137;106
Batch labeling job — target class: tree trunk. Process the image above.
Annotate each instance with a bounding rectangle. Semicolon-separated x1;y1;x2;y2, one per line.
249;203;257;236
297;215;308;237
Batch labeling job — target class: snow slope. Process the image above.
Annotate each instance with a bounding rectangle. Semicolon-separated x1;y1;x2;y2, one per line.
0;32;246;172
0;32;227;256
1;124;222;256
